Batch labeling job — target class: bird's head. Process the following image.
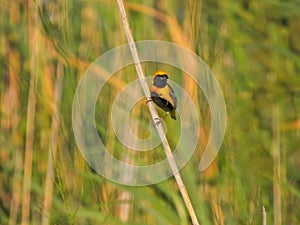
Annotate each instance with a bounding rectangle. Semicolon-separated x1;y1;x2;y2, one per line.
153;70;169;87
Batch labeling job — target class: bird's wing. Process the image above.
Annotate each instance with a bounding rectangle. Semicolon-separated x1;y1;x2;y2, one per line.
167;84;177;109
150;83;177;109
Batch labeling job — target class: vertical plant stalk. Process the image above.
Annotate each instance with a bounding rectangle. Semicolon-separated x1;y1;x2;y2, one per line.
117;83;140;222
8;52;22;224
21;1;39;225
41;62;63;225
262;206;267;225
116;1;200;224
7;2;22;225
272;104;281;225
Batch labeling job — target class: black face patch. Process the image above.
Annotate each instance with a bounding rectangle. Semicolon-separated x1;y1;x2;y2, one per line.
156;74;168;79
153;75;168;87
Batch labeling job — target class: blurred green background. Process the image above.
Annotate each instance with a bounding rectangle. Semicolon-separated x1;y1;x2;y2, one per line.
1;0;300;224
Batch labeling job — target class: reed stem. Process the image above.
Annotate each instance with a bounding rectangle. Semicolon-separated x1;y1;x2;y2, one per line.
116;1;200;224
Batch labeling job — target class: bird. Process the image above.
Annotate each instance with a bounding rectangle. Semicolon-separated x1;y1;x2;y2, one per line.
149;70;177;124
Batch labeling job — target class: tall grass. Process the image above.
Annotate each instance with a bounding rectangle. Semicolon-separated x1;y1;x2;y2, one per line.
0;0;299;224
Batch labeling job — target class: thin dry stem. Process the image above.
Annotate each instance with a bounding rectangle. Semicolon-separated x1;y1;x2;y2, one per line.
7;2;22;225
21;2;39;224
41;62;64;225
272;105;281;225
262;206;267;225
116;1;200;224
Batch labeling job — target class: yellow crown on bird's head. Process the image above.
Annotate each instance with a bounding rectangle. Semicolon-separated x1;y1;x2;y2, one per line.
154;70;168;78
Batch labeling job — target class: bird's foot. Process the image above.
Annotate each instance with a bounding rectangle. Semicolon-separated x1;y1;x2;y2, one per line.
153;117;163;127
153;112;170;127
146;98;153;104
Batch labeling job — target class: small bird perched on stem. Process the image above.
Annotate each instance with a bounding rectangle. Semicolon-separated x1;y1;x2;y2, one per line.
148;70;178;125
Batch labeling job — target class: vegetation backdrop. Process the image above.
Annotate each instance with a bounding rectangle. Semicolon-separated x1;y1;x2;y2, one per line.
0;0;300;225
